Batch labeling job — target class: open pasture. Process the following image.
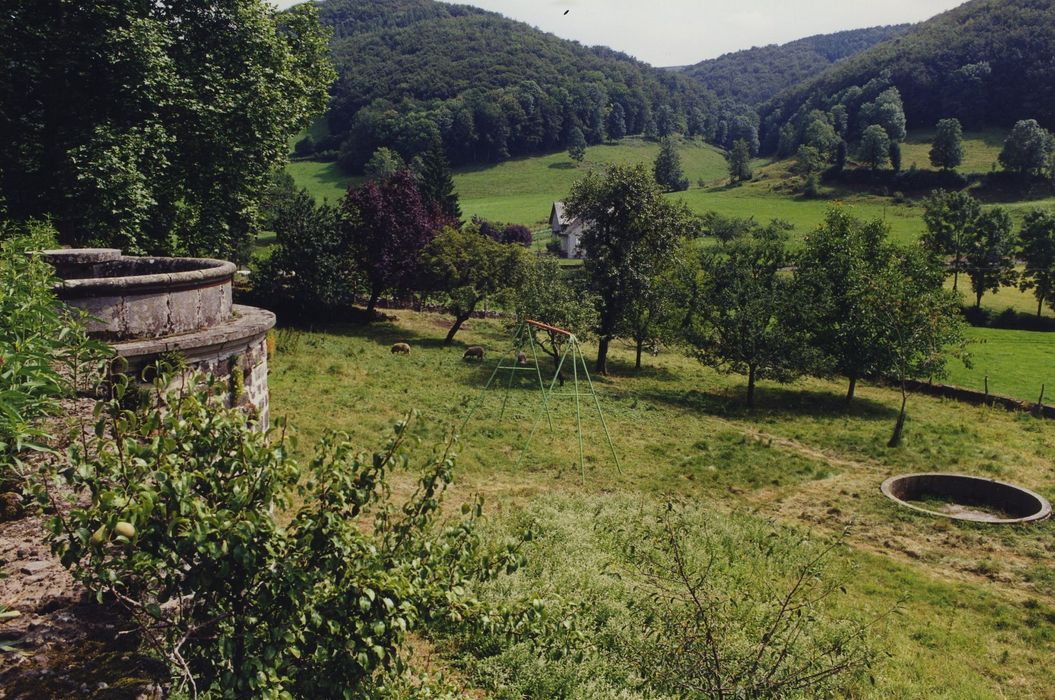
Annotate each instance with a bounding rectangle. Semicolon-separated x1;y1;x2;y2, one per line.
268;310;1055;698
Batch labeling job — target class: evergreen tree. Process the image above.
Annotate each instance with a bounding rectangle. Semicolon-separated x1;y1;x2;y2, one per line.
929;118;965;171
568;127;588;163
653;138;689;192
414;143;462;221
726;139;753;183
859;125;890;170
607;103;627;141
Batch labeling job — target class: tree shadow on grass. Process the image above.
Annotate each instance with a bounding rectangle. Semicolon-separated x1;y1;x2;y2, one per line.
640;384;898;421
548;161;577;170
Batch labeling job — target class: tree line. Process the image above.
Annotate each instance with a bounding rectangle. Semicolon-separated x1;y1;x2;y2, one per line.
259;163;992;447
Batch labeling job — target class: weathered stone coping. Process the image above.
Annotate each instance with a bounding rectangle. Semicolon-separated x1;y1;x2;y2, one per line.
112;305;275;363
50;255;236;299
881;473;1052;524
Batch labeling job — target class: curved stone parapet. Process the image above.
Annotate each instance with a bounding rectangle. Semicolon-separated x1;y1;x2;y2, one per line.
46;251;235;341
43;249;274;426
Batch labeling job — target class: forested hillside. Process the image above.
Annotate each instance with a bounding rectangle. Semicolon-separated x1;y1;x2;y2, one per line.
304;0;726;172
680;25;910;106
758;0;1055;154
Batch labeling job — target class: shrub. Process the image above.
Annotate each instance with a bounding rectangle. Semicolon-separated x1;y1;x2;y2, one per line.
0;222;107;482
43;368;559;697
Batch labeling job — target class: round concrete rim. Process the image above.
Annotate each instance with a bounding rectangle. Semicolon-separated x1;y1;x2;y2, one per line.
881;473;1052;524
54;255;236;298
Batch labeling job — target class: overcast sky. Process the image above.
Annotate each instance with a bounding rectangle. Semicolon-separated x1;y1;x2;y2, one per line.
273;0;966;66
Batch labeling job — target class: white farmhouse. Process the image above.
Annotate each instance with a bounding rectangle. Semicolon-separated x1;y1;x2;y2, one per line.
549;201;586;259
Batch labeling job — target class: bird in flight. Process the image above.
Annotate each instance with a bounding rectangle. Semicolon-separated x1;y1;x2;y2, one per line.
563;9;570;15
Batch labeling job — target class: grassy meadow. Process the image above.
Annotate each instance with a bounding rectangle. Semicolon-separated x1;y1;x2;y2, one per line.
946;326;1055;401
268;309;1055;698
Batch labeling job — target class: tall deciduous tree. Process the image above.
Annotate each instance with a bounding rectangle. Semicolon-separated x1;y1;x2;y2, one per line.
858;125;890;170
340;170;447;316
566;164;690;374
422;226;528;344
653;137;689;192
965;207;1017;308
921;189;982;291
514;256;598;375
794;208;895;404
687;223;813;408
1018;210;1055;317
864;249;967;447
568;127;588;163
726;139;753;183
999;120;1055;176
930;118;965;171
857;87;907;142
364;147;405;179
0;1;334;261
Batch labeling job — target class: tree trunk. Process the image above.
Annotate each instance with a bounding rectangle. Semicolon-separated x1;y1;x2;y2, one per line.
746;364;757;409
845;375;858;405
952;254;961;291
444;313;471;345
366;288;381;317
1039;296;1045;319
596;336;610;376
975;289;983;309
888;382;908;447
635;338;644;370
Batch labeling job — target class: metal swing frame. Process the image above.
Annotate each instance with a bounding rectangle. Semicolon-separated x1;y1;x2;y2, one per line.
461;319;620;481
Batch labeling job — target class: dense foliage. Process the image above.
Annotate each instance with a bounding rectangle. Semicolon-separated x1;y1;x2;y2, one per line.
341;170;451;315
45;371;559;697
307;0;721;172
681;25;909;106
0;223;106;482
565;164;693;374
759;0;1055;154
0;1;334;261
421;226;529;343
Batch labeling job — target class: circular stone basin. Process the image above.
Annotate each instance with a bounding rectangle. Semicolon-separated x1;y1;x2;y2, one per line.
881;473;1051;524
44;250;235;341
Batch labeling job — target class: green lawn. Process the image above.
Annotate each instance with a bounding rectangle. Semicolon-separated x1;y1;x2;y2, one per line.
944;326;1055;401
268;309;1055;698
947;268;1055;319
900;128;1007;174
287;132;1055;248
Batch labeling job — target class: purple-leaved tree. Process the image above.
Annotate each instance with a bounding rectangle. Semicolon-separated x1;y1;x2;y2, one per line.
341;170;449;316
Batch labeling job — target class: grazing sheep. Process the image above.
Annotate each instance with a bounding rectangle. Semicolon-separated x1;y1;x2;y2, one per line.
391;342;411;355
517;351;529;366
463;345;485;361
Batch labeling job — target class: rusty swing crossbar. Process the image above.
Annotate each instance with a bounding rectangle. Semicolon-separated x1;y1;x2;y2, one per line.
461;319;620;482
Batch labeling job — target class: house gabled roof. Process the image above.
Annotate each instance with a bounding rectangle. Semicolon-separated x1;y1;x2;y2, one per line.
551;201;569;226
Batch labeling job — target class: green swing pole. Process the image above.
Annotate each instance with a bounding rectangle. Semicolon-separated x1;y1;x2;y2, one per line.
577;336;622;474
460;353;505;432
497;324;524;420
516;338;573;470
526;325;555;432
571;336;586;482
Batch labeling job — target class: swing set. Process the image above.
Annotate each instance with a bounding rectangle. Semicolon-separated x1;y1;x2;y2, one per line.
461;319;620;481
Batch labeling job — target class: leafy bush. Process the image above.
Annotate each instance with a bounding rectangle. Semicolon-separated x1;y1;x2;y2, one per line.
43;368;561;697
0;222;107;482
